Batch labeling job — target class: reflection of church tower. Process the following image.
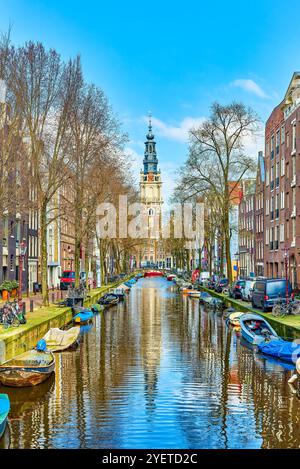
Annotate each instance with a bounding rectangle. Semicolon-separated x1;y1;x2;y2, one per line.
140;114;164;266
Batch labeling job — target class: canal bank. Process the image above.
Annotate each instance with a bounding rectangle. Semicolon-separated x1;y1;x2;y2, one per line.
199;286;300;339
3;276;300;449
0;277;134;364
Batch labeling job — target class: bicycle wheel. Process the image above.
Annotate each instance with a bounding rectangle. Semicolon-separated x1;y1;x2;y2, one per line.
11;316;20;327
272;304;282;317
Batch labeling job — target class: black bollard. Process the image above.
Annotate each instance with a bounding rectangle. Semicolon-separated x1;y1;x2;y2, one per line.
30;300;34;312
22;302;26;314
52;293;55;304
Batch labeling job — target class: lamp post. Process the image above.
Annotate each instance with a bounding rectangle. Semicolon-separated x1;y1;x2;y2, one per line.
67;246;74;270
18;241;27;306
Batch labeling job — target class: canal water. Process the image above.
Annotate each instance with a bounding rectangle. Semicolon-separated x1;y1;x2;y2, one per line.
1;277;300;449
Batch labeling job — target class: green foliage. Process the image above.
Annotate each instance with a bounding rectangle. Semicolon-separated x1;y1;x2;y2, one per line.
0;280;19;291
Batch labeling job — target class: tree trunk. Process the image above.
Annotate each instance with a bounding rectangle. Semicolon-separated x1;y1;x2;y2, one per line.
84;238;89;289
223;213;232;283
40;201;49;306
74;200;82;288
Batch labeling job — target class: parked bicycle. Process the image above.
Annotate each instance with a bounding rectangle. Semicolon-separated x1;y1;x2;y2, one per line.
272;297;300;318
0;299;26;329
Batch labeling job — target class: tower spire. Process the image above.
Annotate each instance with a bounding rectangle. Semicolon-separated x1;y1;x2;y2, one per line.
148;111;152;132
143;112;158;174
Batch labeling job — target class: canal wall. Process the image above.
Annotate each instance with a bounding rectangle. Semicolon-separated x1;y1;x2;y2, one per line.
0;277;134;364
199;286;300;340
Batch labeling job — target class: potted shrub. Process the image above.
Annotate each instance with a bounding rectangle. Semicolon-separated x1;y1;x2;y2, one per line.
0;280;13;300
10;280;19;297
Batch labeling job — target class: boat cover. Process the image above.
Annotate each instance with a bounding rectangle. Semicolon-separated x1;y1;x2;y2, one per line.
42;327;80;351
0;394;10;421
258;339;300;364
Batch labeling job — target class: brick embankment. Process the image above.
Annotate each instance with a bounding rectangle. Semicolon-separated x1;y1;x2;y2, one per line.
0;277;134;363
199;286;300;340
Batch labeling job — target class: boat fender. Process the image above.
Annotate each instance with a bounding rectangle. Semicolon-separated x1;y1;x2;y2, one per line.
36;339;47;352
288;374;298;384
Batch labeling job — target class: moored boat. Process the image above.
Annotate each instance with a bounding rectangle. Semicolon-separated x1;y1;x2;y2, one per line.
109;288;126;300
258;339;300;364
98;293;119;306
73;309;94;325
41;327;80;352
186;290;201;298
91;303;105;313
227;312;244;327
239;313;278;345
0;350;55;387
144;270;163;277
0;394;10;439
167;274;176;281
118;283;131;292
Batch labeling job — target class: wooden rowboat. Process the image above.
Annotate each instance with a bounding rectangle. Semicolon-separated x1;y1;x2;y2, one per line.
228;312;244;327
240;313;278;345
0;394;10;439
42;327;80;352
0;350;55;387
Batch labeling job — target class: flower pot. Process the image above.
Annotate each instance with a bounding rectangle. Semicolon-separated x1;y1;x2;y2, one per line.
11;288;17;297
1;290;9;300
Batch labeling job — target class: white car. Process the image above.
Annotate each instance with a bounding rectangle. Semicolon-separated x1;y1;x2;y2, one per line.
241;279;256;302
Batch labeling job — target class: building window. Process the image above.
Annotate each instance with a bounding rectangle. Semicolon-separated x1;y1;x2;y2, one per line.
281;157;285;176
281;125;285;143
292;123;297;151
280;191;285;209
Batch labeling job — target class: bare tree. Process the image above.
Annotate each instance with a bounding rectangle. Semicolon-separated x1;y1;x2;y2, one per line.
176;102;259;282
5;42;82;304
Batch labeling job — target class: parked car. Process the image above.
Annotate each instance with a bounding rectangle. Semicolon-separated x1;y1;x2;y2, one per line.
241;279;256;302
214;278;229;293
228;280;246;299
198;271;210;285
251;278;292;311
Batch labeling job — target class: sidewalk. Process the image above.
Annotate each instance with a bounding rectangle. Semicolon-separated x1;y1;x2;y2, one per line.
0;277;134;363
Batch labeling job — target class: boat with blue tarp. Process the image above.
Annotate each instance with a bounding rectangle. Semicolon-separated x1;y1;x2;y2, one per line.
0;394;10;439
258;339;300;364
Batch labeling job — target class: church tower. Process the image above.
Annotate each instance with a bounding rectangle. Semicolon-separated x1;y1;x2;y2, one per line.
140;114;164;267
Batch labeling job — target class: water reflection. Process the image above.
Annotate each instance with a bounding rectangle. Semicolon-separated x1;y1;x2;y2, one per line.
1;277;300;448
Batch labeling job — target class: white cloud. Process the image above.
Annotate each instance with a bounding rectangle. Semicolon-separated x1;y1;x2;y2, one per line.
143;115;205;142
232;79;268;98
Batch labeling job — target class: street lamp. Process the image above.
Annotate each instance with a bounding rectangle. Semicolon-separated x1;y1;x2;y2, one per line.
67;246;74;270
18;241;27;306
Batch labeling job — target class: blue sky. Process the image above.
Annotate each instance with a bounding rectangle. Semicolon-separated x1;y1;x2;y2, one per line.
1;0;300;201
